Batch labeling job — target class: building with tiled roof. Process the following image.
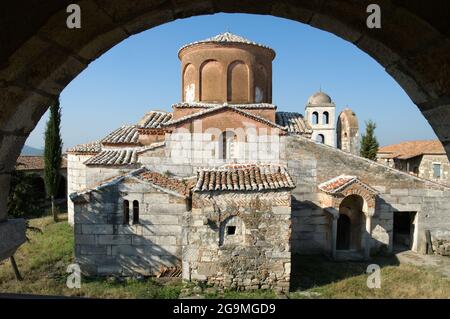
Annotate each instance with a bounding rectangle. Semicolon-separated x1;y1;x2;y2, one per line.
16;155;67;171
377;140;449;185
68;32;450;291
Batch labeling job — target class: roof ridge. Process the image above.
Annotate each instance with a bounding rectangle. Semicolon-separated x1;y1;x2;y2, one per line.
163;104;285;130
179;31;274;54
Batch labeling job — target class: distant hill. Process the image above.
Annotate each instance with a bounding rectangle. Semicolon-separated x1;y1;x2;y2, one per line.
21;145;44;156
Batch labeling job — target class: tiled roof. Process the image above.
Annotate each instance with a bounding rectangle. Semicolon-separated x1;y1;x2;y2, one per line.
378;140;446;159
84;149;139;166
101;125;140;145
179;32;274;54
318;175;357;194
276;112;313;135
136;171;193;197
67;141;102;154
173;102;277;109
163;104;285;130
193;164;295;192
138;111;173;129
136;141;165;154
16;156;67;170
70;168;192;202
318;175;378;195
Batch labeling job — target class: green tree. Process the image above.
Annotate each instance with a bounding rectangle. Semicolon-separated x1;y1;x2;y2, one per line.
8;171;44;218
44;100;63;222
360;120;379;160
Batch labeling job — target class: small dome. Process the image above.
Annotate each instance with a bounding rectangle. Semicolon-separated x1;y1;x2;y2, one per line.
179;31;274;53
307;91;333;106
339;108;358;128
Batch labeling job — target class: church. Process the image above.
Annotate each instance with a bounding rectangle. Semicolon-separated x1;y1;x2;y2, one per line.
67;32;450;292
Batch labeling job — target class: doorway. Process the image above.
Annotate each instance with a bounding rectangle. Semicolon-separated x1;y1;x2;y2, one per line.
337;214;351;250
393;211;416;252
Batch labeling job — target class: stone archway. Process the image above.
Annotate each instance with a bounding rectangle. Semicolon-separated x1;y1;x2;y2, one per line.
1;1;450;254
337;194;365;252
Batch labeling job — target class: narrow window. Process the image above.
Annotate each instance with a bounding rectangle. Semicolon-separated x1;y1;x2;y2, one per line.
323;111;329;124
312;112;319;125
221;132;227;160
123;200;130;225
433;163;441;178
316;134;325;144
132;200;139;224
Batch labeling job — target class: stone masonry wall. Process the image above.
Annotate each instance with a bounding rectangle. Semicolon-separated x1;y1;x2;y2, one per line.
74;178;187;276
183;191;291;292
67;152;135;225
284;136;450;256
419;154;450;185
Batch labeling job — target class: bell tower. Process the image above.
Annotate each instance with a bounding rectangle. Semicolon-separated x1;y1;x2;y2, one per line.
305;91;336;147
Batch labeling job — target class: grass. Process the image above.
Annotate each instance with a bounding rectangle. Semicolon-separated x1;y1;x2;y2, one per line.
0;215;448;298
289;255;450;299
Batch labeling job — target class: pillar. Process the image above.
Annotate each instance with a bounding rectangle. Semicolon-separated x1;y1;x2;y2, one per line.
331;215;338;259
364;209;374;260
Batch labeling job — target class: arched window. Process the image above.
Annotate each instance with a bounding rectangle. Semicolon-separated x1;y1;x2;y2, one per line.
323;111;329;124
123;200;130;225
132;200;139;224
316;134;325;144
219;131;236;160
312;111;319;125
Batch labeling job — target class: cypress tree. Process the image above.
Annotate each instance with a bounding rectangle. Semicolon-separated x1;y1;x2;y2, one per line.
44;100;63;222
360;120;379;160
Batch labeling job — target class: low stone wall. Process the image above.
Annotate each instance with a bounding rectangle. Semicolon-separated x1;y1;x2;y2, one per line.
183;191;291;292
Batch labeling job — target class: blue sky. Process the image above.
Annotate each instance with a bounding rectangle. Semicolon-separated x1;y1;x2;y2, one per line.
25;13;437;150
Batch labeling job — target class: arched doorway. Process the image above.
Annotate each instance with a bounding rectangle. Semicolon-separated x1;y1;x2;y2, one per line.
336;214;351;250
337;194;365;251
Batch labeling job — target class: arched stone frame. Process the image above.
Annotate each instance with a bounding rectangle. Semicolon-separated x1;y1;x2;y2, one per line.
199;59;223;102
320;178;377;260
182;63;196;102
227;60;250;103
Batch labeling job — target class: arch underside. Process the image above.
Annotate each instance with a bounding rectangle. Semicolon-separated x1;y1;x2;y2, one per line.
1;0;450;221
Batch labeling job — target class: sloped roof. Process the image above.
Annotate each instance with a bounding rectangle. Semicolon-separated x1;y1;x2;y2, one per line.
84;149;139;166
276;112;313;135
172;102;277;109
67;141;102;154
138;111;173;129
318;175;378;195
70;168;192;202
136;171;194;197
16;156;67;170
378;140;446;159
179;32;274;54
163;104;286;130
101;125;140;145
193;164;295;192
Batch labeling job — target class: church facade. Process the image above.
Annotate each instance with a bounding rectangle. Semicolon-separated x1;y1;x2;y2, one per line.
68;33;450;292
